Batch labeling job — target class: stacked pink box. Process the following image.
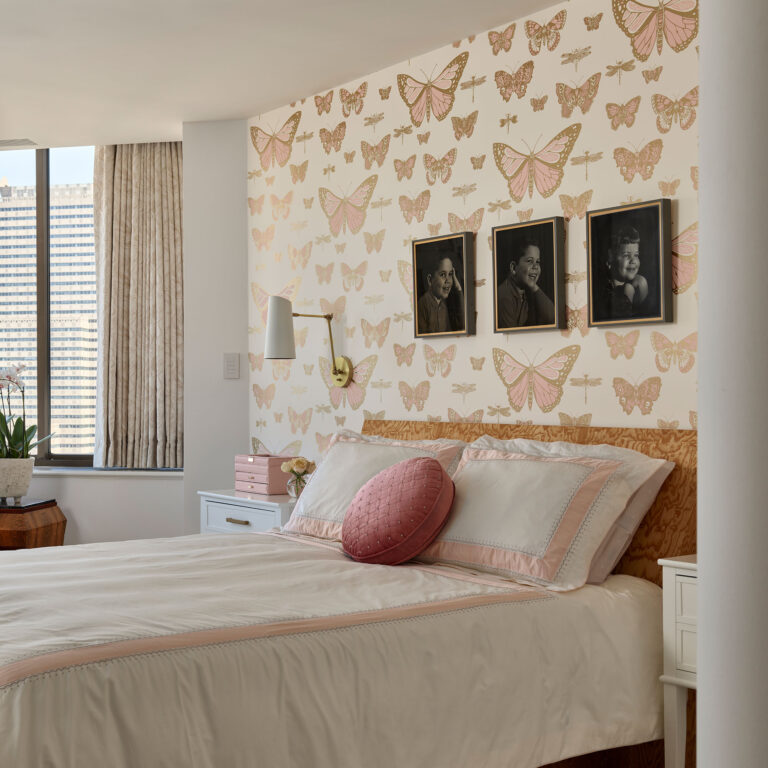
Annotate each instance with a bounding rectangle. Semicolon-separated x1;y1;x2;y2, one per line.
234;454;293;495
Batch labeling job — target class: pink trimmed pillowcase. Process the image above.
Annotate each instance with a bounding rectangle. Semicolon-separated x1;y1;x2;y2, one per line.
283;431;464;541
342;457;455;565
417;443;673;591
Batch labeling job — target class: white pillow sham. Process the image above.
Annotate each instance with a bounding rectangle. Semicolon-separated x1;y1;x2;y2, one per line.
283;430;464;541
417;439;672;590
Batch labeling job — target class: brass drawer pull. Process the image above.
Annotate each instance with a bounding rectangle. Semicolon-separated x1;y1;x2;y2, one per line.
226;517;250;526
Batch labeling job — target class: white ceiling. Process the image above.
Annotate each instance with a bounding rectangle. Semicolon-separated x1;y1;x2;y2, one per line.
1;0;555;149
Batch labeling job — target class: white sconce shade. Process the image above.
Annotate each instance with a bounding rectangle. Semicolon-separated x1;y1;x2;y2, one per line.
264;296;296;359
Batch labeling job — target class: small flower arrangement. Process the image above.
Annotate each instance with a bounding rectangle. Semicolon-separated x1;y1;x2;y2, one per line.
281;456;316;497
0;364;52;459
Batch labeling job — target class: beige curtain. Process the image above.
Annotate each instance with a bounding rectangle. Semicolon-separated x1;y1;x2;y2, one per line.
93;143;183;468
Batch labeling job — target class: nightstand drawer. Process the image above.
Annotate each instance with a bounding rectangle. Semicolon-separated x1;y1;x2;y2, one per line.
676;625;697;674
675;574;697;624
204;502;281;533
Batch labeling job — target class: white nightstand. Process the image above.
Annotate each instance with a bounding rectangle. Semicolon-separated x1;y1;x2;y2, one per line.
198;489;295;535
659;554;697;768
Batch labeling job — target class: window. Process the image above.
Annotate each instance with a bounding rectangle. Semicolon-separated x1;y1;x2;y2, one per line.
0;147;95;466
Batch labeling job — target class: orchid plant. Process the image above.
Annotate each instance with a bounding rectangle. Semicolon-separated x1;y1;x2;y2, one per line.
0;365;52;459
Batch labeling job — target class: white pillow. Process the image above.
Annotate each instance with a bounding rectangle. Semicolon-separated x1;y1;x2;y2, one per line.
283;430;464;541
464;436;673;585
421;437;671;590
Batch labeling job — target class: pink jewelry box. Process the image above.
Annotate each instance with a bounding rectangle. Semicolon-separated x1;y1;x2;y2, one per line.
233;454;293;495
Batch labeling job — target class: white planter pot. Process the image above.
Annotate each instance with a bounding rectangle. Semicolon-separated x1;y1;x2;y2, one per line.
0;458;35;503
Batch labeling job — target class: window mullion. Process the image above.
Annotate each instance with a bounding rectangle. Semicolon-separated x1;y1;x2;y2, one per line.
35;149;51;464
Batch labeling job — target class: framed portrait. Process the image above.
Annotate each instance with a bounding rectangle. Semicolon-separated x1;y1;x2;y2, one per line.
492;217;565;333
412;232;475;339
587;198;672;327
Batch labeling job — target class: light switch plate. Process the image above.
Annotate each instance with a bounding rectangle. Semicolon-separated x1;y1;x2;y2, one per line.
223;353;240;380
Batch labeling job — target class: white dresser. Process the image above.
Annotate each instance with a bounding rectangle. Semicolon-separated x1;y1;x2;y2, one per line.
198;489;295;535
659;554;697;768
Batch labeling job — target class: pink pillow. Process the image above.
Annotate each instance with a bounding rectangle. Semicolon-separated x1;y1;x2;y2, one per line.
342;457;455;565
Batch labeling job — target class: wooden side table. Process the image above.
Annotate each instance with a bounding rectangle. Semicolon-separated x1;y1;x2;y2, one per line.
0;498;67;550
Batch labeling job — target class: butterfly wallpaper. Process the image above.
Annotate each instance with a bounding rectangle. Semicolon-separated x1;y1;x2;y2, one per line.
247;0;699;458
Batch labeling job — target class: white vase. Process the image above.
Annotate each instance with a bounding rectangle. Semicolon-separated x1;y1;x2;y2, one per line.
0;458;35;503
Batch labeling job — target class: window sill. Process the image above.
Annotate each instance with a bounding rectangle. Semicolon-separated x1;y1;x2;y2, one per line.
33;467;184;479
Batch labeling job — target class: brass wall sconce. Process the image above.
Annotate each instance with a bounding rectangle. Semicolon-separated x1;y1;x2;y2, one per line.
264;296;352;388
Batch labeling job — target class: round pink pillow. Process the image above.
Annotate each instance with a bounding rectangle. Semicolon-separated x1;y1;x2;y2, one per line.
342;457;455;565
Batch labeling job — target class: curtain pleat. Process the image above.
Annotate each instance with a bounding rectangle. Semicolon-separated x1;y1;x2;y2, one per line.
93;143;183;468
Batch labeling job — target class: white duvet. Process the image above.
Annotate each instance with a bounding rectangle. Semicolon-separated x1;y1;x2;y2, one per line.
0;533;662;767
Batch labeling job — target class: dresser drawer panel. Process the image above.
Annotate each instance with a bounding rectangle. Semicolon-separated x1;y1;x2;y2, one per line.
675;574;697;624
676;625;697;674
204;501;281;533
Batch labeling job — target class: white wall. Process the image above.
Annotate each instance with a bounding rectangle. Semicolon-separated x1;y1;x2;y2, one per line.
182;119;250;534
28;471;184;544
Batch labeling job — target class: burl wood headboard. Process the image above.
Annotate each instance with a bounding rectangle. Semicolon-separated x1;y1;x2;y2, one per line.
361;420;696;587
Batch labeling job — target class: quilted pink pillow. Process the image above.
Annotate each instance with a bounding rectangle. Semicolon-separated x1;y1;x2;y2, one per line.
342;457;455;565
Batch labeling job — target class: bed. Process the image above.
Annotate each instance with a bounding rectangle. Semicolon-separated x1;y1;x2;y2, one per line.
0;420;697;767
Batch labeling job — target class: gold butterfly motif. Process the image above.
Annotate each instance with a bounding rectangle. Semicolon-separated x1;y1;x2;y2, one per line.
344;151;356;164
363;229;385;253
251;225;275;251
304;364;315;375
451;111;478;140
494;63;534;102
363;409;386;421
399;190;431;224
250;111;301;170
657;419;679;430
470;155;486;170
613;377;662;416
427;223;442;236
361;135;391;169
289;160;308;184
288;242;312;270
417;132;431;145
335;243;346;254
423;149;457;185
379;270;391;282
319;121;346;154
248;195;264;215
470;356;485;371
315;234;331;246
584;12;603;30
270;191;292;220
448;408;484;423
559;190;593;220
555;73;601;117
525;9;567;55
341;261;368;291
613;140;663;183
658;179;680;196
605;96;641;130
558;412;592;427
517;209;533;222
314;90;333;115
690;166;699;191
447;208;484;233
488;23;516;55
361;318;390;348
340;82;368;117
652;87;699;133
379;86;391;100
394;154;417;181
530;95;548;112
642;66;663;83
397;52;468;127
394;342;416;366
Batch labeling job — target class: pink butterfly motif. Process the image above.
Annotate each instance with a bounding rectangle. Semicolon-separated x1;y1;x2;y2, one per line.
399;381;430;411
492;345;580;412
294;327;308;348
672;221;698;294
251;225;275;251
271;191;293;220
341;261;368;292
398;260;413;298
314;91;333;115
394;342;416;366
651;331;698;373
605;330;639;359
361;318;391;348
613;377;662;415
252;438;302;457
251;278;301;325
424;344;456;378
493;124;581;202
318;175;378;237
363;230;385;254
288;242;312;270
447;408;484;423
316;432;333;453
250;111;301;171
397;52;468;126
315;263;334;285
252;383;276;408
613;0;699;62
319;355;377;410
